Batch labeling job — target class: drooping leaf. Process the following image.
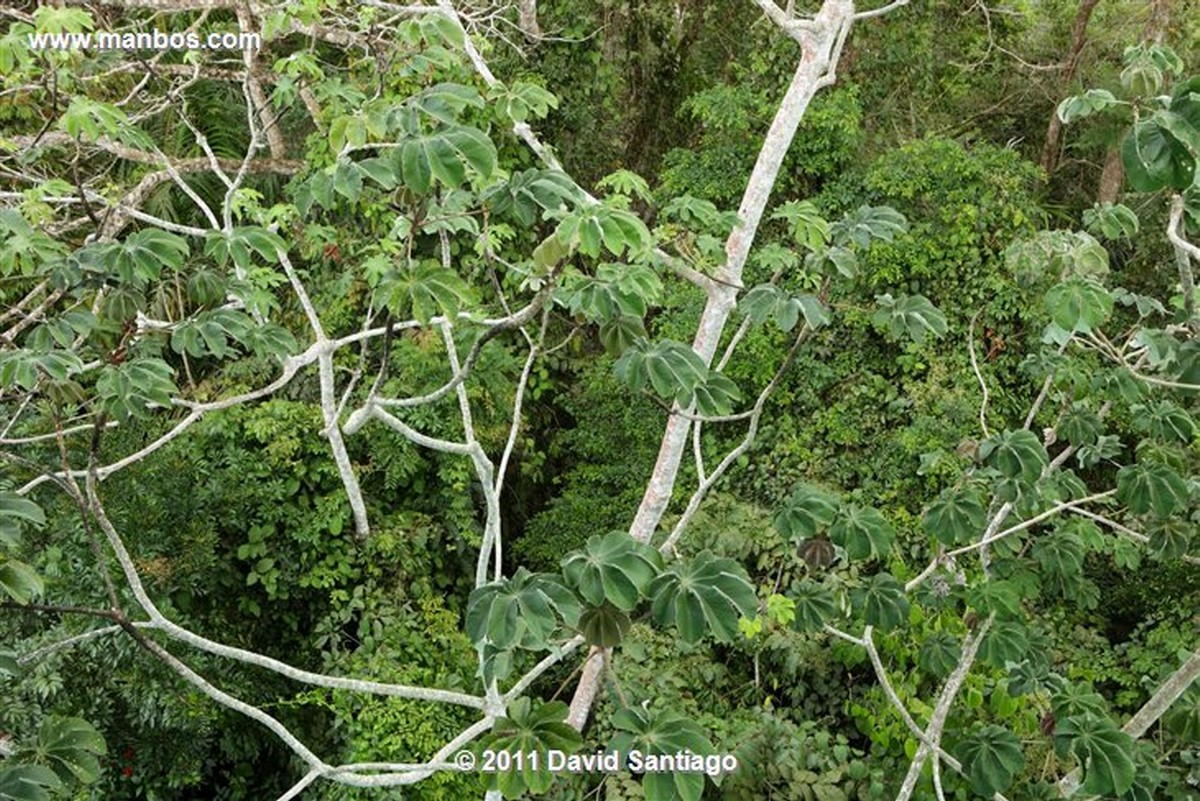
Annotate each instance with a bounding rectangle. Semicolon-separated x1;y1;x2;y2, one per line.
579;603;631;647
1055;714;1136;797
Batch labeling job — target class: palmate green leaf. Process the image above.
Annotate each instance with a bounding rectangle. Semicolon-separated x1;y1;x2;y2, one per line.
1083;202;1139;240
1059;406;1103;446
649;551;757;645
787;580;838;631
95;358;177;421
850;573;908;631
598;315;647;355
1045;278;1113;334
922;487;986;546
36;716;106;784
1163;686;1200;742
396;126;496;194
0;764;63;801
1147;519;1192;560
1056;89;1122;123
1032;529;1084;578
203;226;287;272
1116;462;1188;518
740;285;829;332
373;262;477;324
979;620;1029;668
1050;682;1109;720
0;493;45;548
981;429;1048;483
773;484;839;542
108;229;189;285
609;707;714;801
1132;401;1196;442
466;568;580;650
614;339;708;406
770;200;830;251
579;603;631;647
828;505;894;561
479;698;581;799
969;581;1023;620
561;531;662;611
555;206;651;260
955;725;1025;797
485;168;580;227
918;631;962;679
832;205;908;248
1055;714;1136;797
692;372;741;417
872;294;947;345
0;559;44;604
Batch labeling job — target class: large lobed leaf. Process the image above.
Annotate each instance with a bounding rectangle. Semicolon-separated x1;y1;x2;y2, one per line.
649;551;757;645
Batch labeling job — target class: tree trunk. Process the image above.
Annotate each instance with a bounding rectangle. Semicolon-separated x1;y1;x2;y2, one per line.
1040;0;1100;175
1096;147;1124;203
565;0;856;732
517;0;541;41
1095;0;1171;201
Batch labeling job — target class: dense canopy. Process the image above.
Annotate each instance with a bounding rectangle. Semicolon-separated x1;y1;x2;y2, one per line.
1;1;1198;800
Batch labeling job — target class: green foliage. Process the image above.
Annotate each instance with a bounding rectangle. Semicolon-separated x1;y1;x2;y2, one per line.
609;706;714;801
649;552;757;645
1055;714;1137;796
561;531;662;612
478;698;581;799
955;724;1025;797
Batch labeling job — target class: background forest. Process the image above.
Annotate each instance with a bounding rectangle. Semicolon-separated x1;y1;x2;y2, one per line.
1;0;1198;800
